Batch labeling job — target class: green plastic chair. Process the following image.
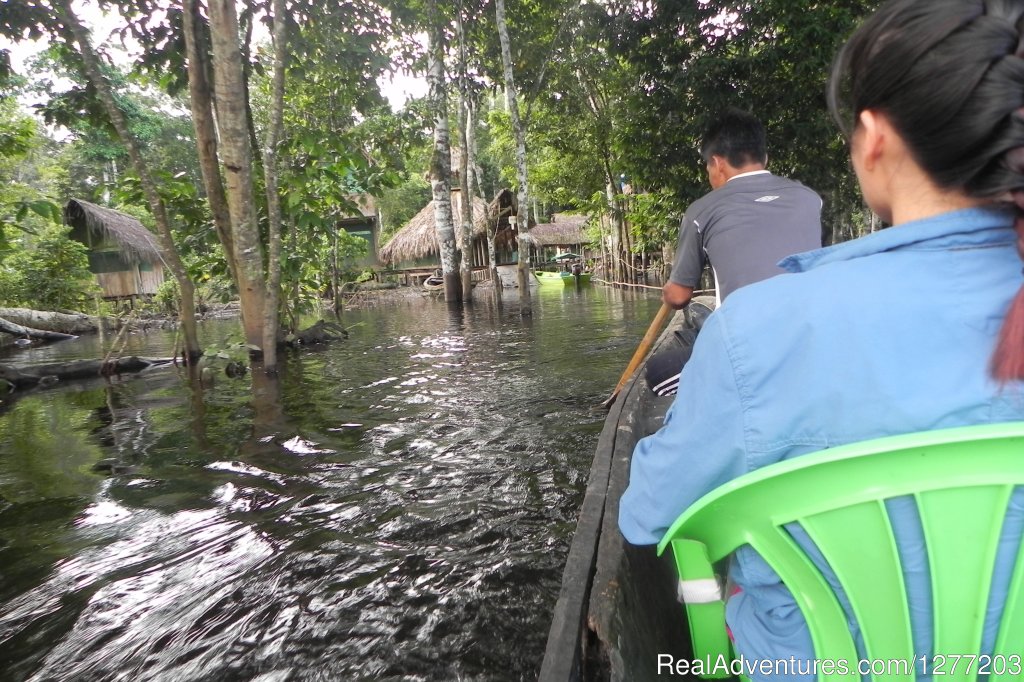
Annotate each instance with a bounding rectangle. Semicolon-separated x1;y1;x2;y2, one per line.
656;422;1024;682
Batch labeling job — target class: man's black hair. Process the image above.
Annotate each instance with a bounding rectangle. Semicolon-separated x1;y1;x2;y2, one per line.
699;108;768;167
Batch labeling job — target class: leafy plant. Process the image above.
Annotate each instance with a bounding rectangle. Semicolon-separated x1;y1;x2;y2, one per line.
1;223;99;310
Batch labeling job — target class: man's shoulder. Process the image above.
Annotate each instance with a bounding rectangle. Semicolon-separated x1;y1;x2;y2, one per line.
736;172;819;196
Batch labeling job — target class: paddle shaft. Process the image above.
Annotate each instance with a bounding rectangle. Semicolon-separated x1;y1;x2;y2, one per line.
602;302;674;407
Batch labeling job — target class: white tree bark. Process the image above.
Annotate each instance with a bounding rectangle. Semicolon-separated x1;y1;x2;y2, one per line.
495;0;532;308
260;0;287;372
455;7;474;302
425;0;459;302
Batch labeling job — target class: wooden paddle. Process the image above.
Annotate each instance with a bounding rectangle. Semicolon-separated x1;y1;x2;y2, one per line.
601;301;674;408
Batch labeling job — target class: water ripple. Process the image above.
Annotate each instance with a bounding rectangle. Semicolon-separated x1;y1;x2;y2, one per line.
0;288;662;680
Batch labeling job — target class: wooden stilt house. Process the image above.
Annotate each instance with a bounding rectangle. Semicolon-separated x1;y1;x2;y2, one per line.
65;199;166;302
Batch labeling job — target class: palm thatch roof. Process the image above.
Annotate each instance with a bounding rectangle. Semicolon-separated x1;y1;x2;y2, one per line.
530;212;589;246
379;190;491;265
64;199;163;264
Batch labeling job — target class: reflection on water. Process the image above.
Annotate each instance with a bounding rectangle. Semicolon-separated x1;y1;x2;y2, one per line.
0;287;661;680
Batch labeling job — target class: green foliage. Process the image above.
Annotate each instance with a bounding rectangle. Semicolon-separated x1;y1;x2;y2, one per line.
0;223;99;310
0;98;62;254
625;190;686;254
610;0;882;242
24;47;201;206
114;175;229;291
378;173;431;240
153;277;179;313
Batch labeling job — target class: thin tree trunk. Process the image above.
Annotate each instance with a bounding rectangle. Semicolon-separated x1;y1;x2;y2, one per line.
468;97;484;201
239;0;264;187
288;216;299;332
425;0;460;303
599;212;610;280
467;99;498;295
488;212;502;298
57;0;201;361
578;67;628;286
455;7;474;303
605;177;626;283
260;0;287;373
495;0;532;309
182;0;238;286
208;0;268;353
331;229;341;316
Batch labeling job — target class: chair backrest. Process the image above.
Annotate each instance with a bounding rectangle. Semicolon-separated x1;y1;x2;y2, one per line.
657;422;1024;682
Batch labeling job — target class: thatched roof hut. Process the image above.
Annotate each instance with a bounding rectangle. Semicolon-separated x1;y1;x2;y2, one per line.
65;199;166;300
379;190;490;266
379;188;531;270
530;212;589;247
65;199;163;265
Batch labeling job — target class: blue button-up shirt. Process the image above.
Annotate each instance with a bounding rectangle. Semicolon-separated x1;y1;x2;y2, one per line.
619;206;1024;678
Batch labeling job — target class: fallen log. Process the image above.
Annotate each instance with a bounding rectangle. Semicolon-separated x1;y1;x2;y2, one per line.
0;308;105;335
0;356;176;390
0;315;79;341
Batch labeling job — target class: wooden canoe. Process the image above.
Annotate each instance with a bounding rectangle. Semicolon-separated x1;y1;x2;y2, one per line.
536;270;592;286
539;296;716;682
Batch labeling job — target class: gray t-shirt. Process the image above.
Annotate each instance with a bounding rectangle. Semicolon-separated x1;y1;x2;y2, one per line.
669;171;822;302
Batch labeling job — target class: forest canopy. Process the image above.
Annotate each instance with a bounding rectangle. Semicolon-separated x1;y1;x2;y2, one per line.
0;0;882;362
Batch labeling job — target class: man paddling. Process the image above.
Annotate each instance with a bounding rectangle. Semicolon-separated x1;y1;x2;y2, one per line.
647;109;823;396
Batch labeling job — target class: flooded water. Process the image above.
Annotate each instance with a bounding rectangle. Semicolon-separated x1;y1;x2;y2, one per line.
0;286;661;681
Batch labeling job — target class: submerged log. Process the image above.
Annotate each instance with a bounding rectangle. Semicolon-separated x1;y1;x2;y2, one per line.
284;320;348;346
0;356;175;390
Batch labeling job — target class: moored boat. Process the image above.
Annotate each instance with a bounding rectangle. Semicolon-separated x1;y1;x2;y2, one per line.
539;297;715;682
536;270;592;286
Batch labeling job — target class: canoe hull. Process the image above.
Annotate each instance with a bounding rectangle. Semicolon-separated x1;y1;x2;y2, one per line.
536;271;592;286
540;298;715;682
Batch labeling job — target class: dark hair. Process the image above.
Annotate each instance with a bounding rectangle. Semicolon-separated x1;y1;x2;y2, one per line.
829;0;1024;381
699;108;768;168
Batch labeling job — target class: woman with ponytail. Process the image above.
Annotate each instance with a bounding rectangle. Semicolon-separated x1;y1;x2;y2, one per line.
619;0;1024;677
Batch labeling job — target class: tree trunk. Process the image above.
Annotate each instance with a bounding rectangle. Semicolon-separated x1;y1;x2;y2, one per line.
425;0;460;303
331;229;341;316
57;0;202;361
605;177;627;283
455;8;474;303
468;97;499;294
495;0;532;310
487;206;505;300
182;0;238;286
468;95;485;202
260;0;287;373
208;0;268;354
288;215;299;332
